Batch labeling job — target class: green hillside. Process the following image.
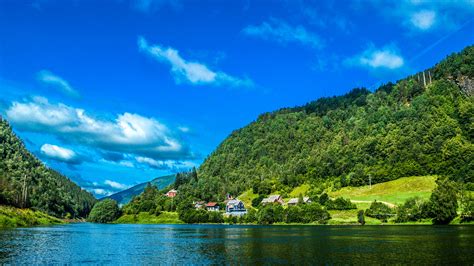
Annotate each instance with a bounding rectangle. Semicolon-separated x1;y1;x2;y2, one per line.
178;45;473;202
329;176;437;205
0;117;97;218
104;174;176;205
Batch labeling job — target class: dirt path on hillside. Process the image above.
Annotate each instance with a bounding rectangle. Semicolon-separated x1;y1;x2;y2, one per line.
350;200;396;208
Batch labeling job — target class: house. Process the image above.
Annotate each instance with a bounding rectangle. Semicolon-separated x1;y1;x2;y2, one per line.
166;189;177;198
206;202;220;212
261;195;284;205
287;197;311;206
194;201;205;209
225;199;247;216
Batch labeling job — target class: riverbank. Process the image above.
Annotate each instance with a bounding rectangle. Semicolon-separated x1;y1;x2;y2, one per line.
0;205;64;228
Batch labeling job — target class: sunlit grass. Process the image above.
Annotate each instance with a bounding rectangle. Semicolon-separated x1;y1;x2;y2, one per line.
289;184;311;198
329;176;437;205
0;205;64;228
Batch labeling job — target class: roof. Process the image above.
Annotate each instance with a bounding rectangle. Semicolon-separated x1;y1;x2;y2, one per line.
262;195;281;203
168;189;177;193
288;198;298;204
206;202;218;207
288;197;311;204
226;199;242;205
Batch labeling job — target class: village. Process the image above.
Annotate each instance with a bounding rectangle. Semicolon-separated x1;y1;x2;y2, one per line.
165;189;311;216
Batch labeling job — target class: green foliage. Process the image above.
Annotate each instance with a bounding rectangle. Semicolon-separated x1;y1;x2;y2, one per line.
0;117;96;218
178;209;224;224
115;211;183;224
122;183;176;215
0;205;64;228
326;197;357;210
190;46;473;201
251;194;265;207
365;201;395;222
429;178;458;225
395;197;430;223
257;204;285;224
87;199;121;223
460;196;473;223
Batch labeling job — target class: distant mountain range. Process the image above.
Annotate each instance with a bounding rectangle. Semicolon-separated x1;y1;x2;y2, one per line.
103;174;176;205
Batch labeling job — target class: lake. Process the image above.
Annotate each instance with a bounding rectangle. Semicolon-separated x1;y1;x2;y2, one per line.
1;223;473;264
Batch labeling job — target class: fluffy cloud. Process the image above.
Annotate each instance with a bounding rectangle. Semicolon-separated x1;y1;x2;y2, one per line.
410;10;436;30
40;143;82;164
366;0;474;32
136;156;197;171
345;45;404;70
104;180;129;190
138;37;253;87
91;188;111;196
243;18;323;49
37;70;80;98
6;97;191;160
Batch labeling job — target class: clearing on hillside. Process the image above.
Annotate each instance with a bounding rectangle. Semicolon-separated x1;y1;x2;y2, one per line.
328;176;437;205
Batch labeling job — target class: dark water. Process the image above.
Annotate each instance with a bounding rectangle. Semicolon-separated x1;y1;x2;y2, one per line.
1;223;473;264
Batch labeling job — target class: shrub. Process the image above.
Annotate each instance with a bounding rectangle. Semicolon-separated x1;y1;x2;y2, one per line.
87;199;121;223
430;177;458;225
395;197;429;223
365;201;394;222
326;197;357;210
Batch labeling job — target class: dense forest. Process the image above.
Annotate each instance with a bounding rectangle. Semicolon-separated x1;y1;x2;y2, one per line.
0;117;96;218
179;45;473;202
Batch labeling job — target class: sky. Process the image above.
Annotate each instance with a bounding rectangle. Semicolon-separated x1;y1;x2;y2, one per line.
0;0;473;197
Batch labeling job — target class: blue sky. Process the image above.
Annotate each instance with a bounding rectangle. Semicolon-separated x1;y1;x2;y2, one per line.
1;0;473;197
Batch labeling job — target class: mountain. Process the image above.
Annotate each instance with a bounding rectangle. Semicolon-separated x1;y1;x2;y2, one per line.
0;117;97;218
103;174;176;205
178;45;473;202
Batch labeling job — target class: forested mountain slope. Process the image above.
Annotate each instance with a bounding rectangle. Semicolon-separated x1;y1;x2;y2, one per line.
0;117;96;218
185;45;473;201
104;174;176;205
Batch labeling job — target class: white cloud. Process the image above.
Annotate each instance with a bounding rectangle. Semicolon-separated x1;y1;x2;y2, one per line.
366;0;474;32
138;37;253;88
104;180;129;190
178;126;190;133
6;97;191;160
91;188;112;196
243;18;323;49
37;70;80;98
136;156;197;171
410;10;436;30
40;143;80;163
346;45;404;70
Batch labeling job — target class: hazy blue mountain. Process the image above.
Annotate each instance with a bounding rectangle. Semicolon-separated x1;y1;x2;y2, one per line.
103;174;176;205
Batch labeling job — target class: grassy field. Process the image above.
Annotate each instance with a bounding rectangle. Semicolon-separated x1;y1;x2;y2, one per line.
289;184;311;198
238;189;258;208
115;211;184;224
329;176;437;205
0;205;64;228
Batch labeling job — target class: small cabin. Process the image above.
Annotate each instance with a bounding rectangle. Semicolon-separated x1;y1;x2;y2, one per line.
225;199;247;216
261;195;284;205
166;189;177;198
287;197;311;206
206;202;220;212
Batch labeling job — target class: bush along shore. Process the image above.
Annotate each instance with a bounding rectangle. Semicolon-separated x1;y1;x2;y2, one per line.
0;205;64;228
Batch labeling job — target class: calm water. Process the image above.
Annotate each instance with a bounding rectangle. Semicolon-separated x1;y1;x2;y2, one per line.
0;223;473;264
